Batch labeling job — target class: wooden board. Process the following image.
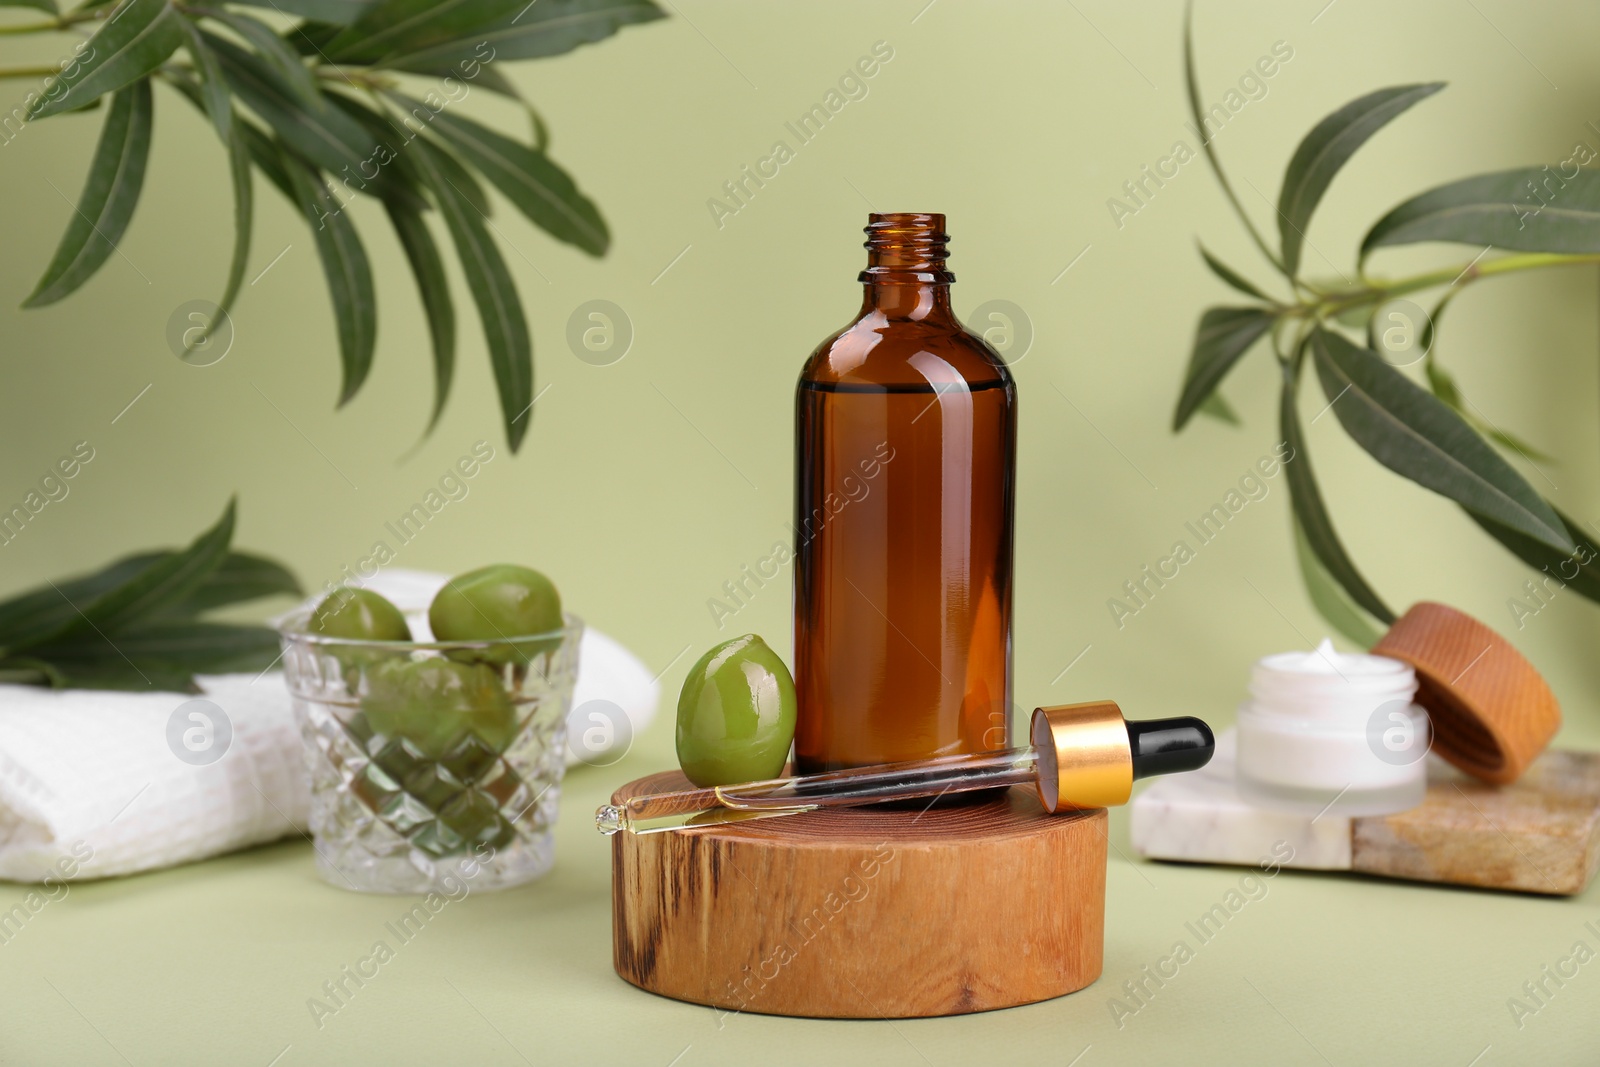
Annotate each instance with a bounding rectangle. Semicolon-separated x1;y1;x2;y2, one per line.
610;771;1107;1018
1131;734;1600;896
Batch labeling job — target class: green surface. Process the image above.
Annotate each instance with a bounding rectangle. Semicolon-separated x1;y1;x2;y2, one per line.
5;0;1600;1062
6;734;1600;1066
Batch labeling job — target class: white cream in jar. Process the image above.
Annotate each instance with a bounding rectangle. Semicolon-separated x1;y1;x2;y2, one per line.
1235;639;1429;817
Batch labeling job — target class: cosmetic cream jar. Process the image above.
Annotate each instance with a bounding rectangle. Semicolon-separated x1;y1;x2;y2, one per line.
1236;639;1429;817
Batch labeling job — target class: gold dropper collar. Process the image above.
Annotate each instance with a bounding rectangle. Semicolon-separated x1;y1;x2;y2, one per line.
1030;701;1134;813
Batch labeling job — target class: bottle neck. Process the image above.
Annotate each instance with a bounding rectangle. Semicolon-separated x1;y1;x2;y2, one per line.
859;281;954;321
858;211;957;323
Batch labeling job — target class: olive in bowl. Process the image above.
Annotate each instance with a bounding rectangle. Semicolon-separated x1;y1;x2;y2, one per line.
429;564;564;667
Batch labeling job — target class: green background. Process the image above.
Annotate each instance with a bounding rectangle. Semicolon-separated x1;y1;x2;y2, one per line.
3;0;1600;1063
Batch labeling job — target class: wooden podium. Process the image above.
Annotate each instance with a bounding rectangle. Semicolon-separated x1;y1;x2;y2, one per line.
610;771;1107;1018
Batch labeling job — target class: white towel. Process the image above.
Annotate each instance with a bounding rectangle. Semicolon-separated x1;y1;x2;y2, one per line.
0;570;659;882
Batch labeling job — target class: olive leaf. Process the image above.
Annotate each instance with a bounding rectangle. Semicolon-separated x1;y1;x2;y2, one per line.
1198;244;1270;301
177;15;231;141
1469;506;1600;604
22;658;203;693
1197;391;1240;426
409;135;533;452
28;0;183;119
1363;168;1600;260
280;146;377;406
0;501;300;692
286;19;346;56
379;0;666;69
160;551;301;616
231;0;372;22
207;32;414;207
318;90;459;429
163;33;251;360
1172;307;1275;431
379;95;491;213
1;0;60;13
454;63;527;103
24;80;152;307
238;117;294;197
0;554;156;652
1276;83;1443;277
386;200;456;434
413;99;608;255
194;5;324;110
332;88;506;222
1310;327;1572;552
0;547;297;643
1279;365;1395;623
183;125;254;359
29;622;283;684
166;66;287;191
323;0;529;65
88;621;281;668
70;499;238;635
4;499;234;652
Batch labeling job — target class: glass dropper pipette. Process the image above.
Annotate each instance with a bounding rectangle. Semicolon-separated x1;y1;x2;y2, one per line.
597;701;1213;835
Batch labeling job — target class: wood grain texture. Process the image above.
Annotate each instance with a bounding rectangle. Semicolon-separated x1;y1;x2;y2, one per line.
1372;601;1561;784
610;771;1106;1018
1352;750;1600;895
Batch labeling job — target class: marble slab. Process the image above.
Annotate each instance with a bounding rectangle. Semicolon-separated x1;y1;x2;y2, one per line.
1130;729;1600;895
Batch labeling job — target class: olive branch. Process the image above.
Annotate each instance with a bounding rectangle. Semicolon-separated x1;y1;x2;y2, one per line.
0;499;302;691
3;0;666;452
1177;4;1600;645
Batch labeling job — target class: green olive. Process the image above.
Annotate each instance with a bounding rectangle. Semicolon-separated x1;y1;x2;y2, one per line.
362;658;520;761
428;564;563;666
675;634;797;787
309;587;411;642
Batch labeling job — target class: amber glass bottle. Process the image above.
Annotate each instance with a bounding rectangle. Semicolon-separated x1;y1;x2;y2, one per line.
793;213;1016;773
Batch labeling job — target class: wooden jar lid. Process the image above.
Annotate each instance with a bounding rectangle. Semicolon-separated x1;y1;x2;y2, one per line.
1372;601;1560;785
609;771;1106;1018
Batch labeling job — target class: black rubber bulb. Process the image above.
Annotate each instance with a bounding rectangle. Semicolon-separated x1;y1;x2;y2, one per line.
1127;716;1215;780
